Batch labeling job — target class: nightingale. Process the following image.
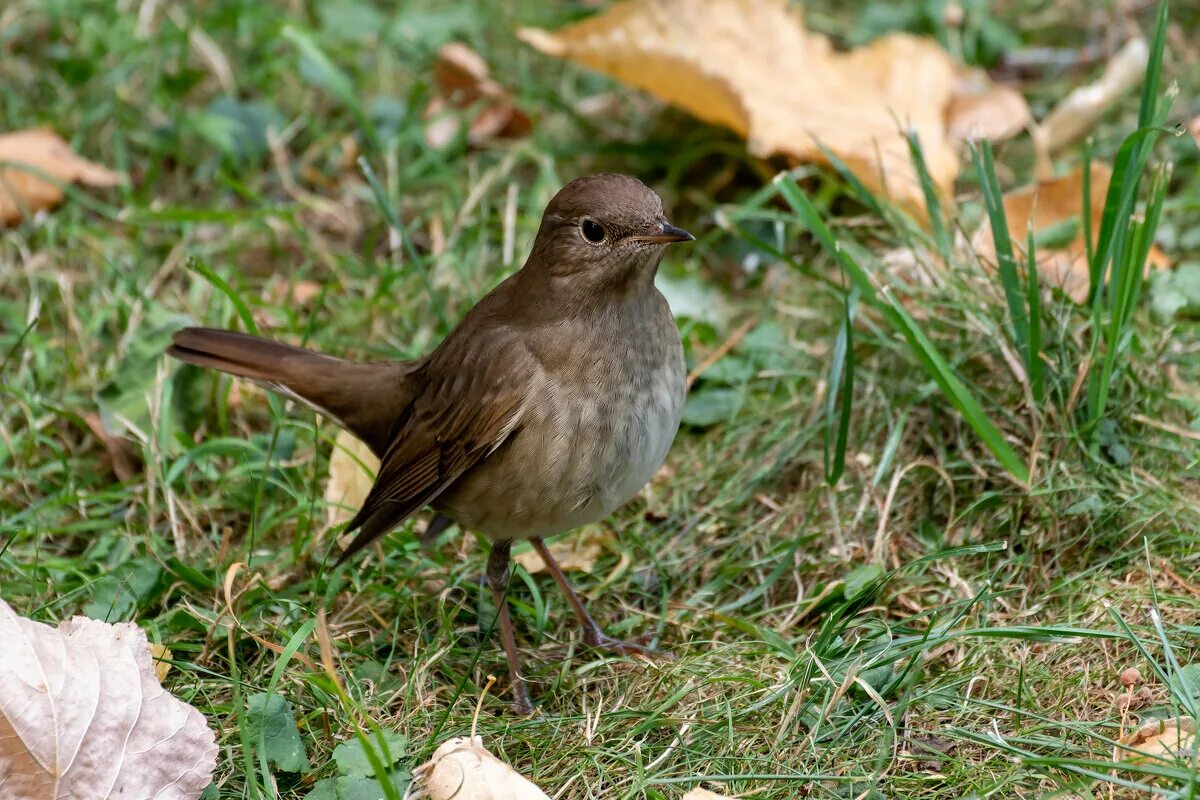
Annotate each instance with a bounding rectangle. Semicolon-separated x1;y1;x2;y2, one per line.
167;174;693;713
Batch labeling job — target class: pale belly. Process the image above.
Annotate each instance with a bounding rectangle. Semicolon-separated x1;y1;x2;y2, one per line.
434;351;685;541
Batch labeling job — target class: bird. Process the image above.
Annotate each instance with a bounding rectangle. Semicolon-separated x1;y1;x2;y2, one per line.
166;173;694;712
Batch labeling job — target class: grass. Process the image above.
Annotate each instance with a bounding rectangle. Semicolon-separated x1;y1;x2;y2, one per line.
3;0;1200;798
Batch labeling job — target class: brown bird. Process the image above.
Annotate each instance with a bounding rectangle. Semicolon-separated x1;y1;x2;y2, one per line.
167;174;693;712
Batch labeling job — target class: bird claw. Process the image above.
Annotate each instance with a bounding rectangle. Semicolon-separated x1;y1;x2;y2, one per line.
510;697;536;716
584;629;673;660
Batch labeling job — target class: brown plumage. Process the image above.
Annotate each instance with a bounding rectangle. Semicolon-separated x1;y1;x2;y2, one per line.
166;174;693;712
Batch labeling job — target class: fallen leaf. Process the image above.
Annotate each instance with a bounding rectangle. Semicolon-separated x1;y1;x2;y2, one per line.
423;107;463;150
682;790;735;800
325;430;379;527
513;529;612;575
0;128;125;225
266;277;324;307
946;72;1032;143
519;0;998;216
293;280;323;305
972;162;1170;303
1037;37;1148;157
332;731;407;778
0;599;218;799
1149;264;1200;322
246;693;311;774
435;42;501;99
424;43;532;149
304;730;410;799
84;412;143;482
414;735;551;800
1117;717;1199;767
149;642;173;682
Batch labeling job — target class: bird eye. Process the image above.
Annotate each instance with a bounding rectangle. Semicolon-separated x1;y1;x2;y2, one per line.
580;219;606;244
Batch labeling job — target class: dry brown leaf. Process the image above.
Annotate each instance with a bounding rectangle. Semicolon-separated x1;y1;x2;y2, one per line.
415;735;552;800
682;790;735;800
1037;37;1148;157
149;642;173;682
325;429;379;527
972;163;1170;304
291;280;322;305
0;599;217;799
266;277;323;307
424;43;532;150
1117;717;1199;767
0;129;125;225
519;0;984;216
1187;115;1200;150
946;73;1032;143
513;529;612;575
436;42;503;100
84;412;143;483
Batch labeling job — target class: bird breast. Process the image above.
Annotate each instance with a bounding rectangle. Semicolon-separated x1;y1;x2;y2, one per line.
435;298;685;541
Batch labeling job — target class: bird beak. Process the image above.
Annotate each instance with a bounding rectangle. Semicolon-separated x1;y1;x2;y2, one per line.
629;221;695;245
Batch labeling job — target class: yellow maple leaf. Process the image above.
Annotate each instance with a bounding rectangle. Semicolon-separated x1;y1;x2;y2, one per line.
972;163;1170;304
520;0;1023;216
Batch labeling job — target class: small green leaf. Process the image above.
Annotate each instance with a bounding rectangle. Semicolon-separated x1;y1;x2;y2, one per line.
283;26;357;110
83;558;163;622
389;6;479;47
699;355;755;386
333;774;411;800
843;563;886;601
317;0;384;42
656;273;726;325
681;388;740;428
1177;663;1200;697
1064;495;1104;517
1098;419;1132;467
332;731;406;778
95;304;195;437
304;779;338;800
1149;264;1200;322
200;97;284;163
246;693;310;773
739;321;790;369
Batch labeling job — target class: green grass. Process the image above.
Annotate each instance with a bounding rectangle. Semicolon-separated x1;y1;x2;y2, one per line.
3;0;1200;798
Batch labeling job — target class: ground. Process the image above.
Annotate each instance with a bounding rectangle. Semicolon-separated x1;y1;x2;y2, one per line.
2;0;1200;798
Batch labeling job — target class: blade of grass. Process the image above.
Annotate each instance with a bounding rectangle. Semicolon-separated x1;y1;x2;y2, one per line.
774;173;1029;484
972;141;1029;366
185;256;258;336
906;131;952;263
1083;142;1096;294
814;143;886;219
358;156;450;329
1084;0;1173;436
824;285;857;484
1088;186;1169;434
1025;226;1044;404
281;25;380;151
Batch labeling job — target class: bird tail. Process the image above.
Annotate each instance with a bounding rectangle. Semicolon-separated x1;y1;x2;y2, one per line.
167;326;413;457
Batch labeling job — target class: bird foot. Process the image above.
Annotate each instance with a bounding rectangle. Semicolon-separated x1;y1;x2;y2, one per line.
583;628;672;659
509;692;535;716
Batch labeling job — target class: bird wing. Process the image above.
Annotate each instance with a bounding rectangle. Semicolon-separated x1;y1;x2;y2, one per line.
334;333;533;565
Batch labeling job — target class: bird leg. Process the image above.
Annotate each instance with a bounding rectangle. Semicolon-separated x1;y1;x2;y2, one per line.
532;537;659;657
486;540;534;714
